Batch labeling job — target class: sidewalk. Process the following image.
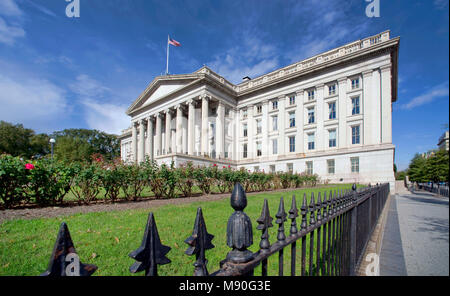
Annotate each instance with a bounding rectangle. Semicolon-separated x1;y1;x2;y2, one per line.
379;186;449;276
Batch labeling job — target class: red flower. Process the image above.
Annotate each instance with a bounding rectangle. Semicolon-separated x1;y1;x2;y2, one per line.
228;165;231;168
25;163;35;170
213;163;217;167
223;166;226;168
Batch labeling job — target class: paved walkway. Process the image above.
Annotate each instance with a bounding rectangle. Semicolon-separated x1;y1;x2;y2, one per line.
380;189;449;276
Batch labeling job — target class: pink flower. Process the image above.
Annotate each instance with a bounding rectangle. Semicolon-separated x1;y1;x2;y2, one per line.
25;163;35;170
223;166;226;168
228;165;231;168
213;163;217;167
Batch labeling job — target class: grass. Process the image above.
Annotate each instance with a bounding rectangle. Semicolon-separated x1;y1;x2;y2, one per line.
0;184;362;276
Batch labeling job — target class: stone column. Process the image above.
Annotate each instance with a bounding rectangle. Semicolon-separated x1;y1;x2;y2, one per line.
139;119;146;163
372;69;381;144
188;99;195;155
380;65;392;144
316;85;324;151
201;95;209;156
165;110;172;154
295;90;304;153
176;104;183;154
362;70;374;145
337;77;347;148
132;122;138;163
155;113;162;156
216;101;225;158
278;97;286;156
231;109;237;160
147;116;154;161
261;100;269;157
247;104;254;159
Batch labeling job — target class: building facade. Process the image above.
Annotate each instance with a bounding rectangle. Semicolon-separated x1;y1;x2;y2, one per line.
438;131;449;151
120;31;399;190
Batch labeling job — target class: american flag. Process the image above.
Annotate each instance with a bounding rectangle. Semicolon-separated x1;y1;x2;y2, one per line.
168;37;181;47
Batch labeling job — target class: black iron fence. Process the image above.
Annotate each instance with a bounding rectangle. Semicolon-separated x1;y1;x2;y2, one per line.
418;183;449;197
40;182;390;276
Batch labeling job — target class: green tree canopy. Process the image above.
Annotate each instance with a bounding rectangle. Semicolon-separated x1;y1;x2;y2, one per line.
0;121;49;158
407;150;449;183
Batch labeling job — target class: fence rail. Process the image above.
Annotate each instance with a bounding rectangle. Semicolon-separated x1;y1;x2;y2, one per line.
40;182;390;276
418;183;449;197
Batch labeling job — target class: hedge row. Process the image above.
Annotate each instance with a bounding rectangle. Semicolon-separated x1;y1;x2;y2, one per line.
0;154;319;209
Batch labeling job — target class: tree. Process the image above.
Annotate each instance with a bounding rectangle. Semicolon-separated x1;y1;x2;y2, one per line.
407;153;427;183
0;121;49;158
52;129;120;161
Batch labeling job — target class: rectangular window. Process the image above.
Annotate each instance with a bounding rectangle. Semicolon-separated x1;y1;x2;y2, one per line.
270;165;276;173
272;139;278;155
308;133;315;150
289;95;296;105
328;102;336;120
256;119;262;134
308;107;315;124
352;97;360;115
243;144;248;158
306;161;313;175
272;115;278;131
243;123;248;137
327;159;335;174
256;142;262;156
329;129;336;147
308;90;315;101
287;163;293;173
351;78;360;89
243;109;248;119
257;105;262;114
289;136;295;152
329;84;336;96
289;112;296;128
272;100;278;110
352;125;360;144
351;157;359;173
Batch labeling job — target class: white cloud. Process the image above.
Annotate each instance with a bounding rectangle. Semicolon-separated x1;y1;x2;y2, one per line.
0;0;23;17
81;100;130;135
0;16;25;45
0;73;67;126
400;81;449;110
208;32;280;83
69;74;129;134
69;74;111;98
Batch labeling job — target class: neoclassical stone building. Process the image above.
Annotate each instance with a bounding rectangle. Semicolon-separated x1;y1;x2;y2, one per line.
120;30;399;190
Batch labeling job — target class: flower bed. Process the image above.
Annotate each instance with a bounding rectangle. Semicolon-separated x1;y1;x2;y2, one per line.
0;154;319;209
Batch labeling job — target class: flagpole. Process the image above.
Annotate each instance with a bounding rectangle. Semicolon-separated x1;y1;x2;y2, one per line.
166;35;169;75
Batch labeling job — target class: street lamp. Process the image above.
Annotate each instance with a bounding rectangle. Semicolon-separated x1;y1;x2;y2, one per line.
49;138;56;160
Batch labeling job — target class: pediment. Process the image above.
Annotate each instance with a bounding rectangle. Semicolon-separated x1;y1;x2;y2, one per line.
127;75;199;114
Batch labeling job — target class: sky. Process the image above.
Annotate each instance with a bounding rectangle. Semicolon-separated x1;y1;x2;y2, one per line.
0;0;448;170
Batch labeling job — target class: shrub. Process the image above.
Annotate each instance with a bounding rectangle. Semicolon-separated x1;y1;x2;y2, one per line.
176;162;195;197
120;163;147;201
69;163;102;204
193;165;214;194
25;159;74;205
0;154;28;208
99;162;124;202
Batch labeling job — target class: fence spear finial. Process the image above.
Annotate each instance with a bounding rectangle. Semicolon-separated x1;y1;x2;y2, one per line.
256;199;273;252
185;207;214;276
275;197;287;243
288;195;299;236
300;193;308;231
129;212;171;276
41;222;97;276
309;192;316;226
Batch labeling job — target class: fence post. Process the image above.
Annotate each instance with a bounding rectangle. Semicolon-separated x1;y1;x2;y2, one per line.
349;184;358;276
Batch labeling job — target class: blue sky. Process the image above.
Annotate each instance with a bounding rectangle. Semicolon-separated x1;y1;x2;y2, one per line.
0;0;448;170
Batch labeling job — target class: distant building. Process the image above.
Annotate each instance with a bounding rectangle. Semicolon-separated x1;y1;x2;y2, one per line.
120;30;399;191
438;131;449;151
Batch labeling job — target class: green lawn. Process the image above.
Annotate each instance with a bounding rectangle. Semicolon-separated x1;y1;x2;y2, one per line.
0;184;361;276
